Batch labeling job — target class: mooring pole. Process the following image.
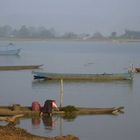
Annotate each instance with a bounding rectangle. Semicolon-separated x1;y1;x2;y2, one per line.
60;79;64;108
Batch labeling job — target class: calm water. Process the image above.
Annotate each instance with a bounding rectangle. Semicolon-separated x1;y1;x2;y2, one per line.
0;41;140;140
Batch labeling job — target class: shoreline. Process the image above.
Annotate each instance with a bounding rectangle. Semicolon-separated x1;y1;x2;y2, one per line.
0;125;79;140
1;37;140;43
0;105;123;140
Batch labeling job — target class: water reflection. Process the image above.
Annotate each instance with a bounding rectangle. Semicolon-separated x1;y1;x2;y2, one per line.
31;114;77;136
32;80;59;87
32;78;133;84
42;116;58;130
32;117;41;129
31;116;58;130
32;79;133;90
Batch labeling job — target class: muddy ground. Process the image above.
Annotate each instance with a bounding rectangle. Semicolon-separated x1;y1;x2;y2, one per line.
0;125;79;140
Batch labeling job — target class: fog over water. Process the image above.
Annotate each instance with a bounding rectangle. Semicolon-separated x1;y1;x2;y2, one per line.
0;0;140;35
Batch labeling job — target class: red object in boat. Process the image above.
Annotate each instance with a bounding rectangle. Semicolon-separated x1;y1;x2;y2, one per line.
32;101;41;111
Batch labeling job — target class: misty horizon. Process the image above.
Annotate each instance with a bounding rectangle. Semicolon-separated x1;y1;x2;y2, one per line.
0;0;140;36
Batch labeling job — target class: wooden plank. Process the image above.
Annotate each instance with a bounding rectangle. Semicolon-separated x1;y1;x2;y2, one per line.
0;65;43;71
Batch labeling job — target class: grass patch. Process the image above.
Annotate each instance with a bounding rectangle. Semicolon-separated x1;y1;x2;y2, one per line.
60;105;78;113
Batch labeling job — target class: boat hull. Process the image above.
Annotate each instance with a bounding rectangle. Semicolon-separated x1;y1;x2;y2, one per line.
0;49;21;55
0;65;42;71
0;105;124;116
33;71;133;81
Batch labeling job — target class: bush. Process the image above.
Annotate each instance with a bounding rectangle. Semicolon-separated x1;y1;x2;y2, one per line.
60;105;78;113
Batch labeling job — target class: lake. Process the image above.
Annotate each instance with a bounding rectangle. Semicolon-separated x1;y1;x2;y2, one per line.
0;40;140;140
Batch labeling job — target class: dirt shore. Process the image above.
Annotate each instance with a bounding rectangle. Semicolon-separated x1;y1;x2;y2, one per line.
0;125;79;140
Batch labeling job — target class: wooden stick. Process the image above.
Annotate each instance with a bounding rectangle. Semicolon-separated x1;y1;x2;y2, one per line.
60;79;64;108
0;114;24;123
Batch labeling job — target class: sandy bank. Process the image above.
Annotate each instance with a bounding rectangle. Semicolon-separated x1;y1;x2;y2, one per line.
0;125;79;140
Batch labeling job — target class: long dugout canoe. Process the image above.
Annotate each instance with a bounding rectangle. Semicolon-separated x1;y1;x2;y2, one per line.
0;65;43;71
0;105;124;116
32;71;133;81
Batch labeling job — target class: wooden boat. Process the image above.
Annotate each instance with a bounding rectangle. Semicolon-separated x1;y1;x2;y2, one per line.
76;107;124;115
0;65;43;71
0;105;124;116
135;68;140;73
0;48;21;55
32;71;133;81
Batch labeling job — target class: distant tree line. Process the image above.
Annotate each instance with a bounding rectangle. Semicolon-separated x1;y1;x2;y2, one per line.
0;25;140;40
0;25;56;39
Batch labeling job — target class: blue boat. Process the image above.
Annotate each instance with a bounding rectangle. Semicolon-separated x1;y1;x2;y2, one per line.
32;71;133;81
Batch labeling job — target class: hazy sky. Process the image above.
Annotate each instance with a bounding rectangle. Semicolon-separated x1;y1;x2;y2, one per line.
0;0;140;35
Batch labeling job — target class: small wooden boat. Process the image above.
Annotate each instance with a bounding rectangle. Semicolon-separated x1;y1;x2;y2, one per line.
0;65;43;71
0;105;124;116
32;71;133;81
0;48;21;55
76;107;124;115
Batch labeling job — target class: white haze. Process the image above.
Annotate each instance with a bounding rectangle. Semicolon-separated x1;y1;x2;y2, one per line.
0;0;140;35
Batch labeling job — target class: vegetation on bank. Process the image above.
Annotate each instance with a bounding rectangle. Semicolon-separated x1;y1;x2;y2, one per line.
60;106;78;113
1;25;140;41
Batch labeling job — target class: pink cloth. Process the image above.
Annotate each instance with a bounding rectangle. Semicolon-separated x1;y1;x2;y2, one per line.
52;102;58;108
